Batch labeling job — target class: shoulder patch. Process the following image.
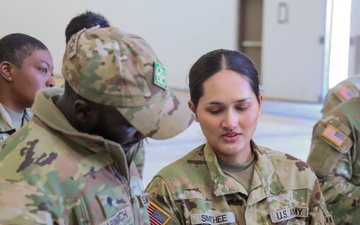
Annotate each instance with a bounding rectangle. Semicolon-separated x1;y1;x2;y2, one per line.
148;201;170;225
337;86;354;101
321;124;346;147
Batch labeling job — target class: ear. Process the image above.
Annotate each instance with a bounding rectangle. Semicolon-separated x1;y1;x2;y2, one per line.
73;99;98;131
258;93;263;114
0;61;13;81
188;100;198;121
188;100;195;114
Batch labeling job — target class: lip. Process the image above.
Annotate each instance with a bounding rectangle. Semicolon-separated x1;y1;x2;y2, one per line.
221;132;241;142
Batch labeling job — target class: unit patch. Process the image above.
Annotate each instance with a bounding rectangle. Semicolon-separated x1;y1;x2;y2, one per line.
153;61;168;90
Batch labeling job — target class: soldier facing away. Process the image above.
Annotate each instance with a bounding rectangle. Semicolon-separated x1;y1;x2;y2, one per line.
0;26;194;224
307;96;360;224
145;49;335;225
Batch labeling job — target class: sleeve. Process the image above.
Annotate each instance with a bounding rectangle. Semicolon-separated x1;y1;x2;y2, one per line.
306;120;360;201
308;178;335;225
145;176;183;225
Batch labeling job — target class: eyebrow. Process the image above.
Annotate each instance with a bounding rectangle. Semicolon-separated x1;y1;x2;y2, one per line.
40;60;50;68
206;97;251;105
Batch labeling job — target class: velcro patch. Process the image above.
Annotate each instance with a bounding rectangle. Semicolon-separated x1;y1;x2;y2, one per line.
153;61;168;90
99;205;134;225
137;193;149;208
270;207;308;223
321;124;346;147
190;212;235;224
337;86;353;101
148;201;170;225
67;28;85;59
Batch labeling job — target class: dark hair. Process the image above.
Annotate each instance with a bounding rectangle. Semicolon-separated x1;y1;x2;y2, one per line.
0;33;48;68
65;10;110;43
188;49;261;109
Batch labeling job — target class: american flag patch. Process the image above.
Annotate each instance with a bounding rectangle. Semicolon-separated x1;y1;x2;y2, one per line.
321;124;346;146
337;86;353;100
148;201;170;225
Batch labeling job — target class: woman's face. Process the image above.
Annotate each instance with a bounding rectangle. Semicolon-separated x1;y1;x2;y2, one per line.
189;70;262;163
11;49;55;110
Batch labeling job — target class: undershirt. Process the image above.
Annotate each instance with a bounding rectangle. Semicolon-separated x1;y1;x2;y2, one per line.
218;153;256;195
3;105;23;130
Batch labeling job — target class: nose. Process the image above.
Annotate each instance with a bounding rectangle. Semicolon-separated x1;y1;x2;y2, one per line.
221;110;238;129
46;76;56;87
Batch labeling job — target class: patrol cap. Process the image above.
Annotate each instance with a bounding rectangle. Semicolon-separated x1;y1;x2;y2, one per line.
62;27;194;140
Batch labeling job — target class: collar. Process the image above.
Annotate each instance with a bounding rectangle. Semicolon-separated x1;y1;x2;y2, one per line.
205;140;285;203
31;88;130;180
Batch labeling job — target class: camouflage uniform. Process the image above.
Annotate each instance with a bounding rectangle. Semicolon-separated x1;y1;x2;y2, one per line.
322;75;360;114
0;27;193;224
0;88;149;224
131;139;146;179
307;96;360;224
0;103;31;141
146;141;334;225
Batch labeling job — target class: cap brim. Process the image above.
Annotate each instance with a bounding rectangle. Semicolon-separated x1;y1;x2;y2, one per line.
117;90;194;140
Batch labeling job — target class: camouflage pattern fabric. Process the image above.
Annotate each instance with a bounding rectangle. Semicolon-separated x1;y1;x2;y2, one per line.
0;88;150;225
146;141;334;225
322;75;360;114
62;26;194;141
0;103;32;141
307;96;360;224
131;139;146;179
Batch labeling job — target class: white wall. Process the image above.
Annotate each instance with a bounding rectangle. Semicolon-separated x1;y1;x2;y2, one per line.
349;0;360;75
0;0;238;89
262;0;326;102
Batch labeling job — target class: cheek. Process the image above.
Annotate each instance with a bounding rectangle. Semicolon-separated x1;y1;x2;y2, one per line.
240;113;259;131
197;114;220;135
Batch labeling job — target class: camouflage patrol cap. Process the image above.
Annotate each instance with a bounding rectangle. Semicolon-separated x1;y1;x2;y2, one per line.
62;27;194;140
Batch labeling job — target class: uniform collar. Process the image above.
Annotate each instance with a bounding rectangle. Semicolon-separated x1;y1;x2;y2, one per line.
31;88;130;180
205;140;285;203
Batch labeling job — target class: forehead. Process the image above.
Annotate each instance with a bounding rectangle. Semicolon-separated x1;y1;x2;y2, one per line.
22;49;53;66
204;70;251;91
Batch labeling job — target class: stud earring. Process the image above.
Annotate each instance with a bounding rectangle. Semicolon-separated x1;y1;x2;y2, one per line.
8;77;12;81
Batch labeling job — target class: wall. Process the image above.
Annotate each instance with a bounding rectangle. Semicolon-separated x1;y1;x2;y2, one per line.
0;0;238;89
349;0;360;75
261;0;326;102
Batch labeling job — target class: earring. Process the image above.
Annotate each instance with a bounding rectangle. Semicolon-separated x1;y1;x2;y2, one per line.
7;77;12;81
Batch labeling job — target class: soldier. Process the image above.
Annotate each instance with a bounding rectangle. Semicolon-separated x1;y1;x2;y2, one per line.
145;49;334;225
0;33;55;141
307;96;360;224
65;10;148;179
0;26;194;224
322;75;360;115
